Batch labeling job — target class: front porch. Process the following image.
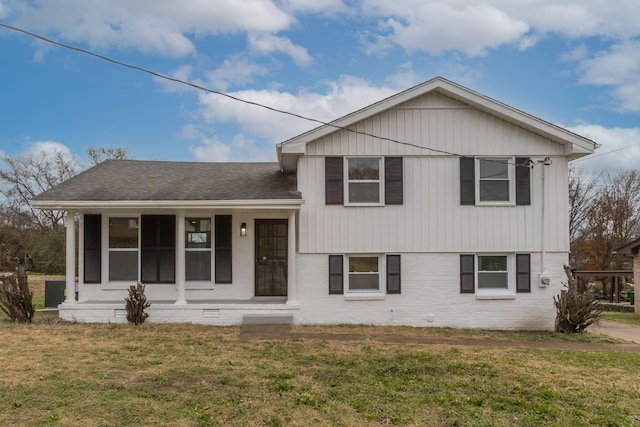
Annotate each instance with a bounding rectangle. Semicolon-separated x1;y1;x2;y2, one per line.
59;297;299;325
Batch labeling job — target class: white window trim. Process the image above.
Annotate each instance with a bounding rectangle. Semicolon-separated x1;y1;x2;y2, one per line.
105;215;140;284
476;157;515;206
185;216;214;284
344;254;384;297
475;253;515;298
344;157;384;206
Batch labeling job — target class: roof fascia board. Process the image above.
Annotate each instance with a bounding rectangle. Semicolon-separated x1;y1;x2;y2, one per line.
31;199;304;211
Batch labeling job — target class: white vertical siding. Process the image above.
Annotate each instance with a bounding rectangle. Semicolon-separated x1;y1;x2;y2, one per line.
298;155;569;254
298;91;570;255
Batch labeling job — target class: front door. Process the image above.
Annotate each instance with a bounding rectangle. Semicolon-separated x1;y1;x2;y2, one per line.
255;219;288;296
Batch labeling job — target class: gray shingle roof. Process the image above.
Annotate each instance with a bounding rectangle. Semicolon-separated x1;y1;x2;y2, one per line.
33;160;301;202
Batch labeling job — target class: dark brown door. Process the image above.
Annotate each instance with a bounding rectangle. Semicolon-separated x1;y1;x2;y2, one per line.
255;219;288;296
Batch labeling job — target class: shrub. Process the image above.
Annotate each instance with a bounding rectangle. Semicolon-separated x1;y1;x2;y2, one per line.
0;266;35;323
124;283;150;325
554;265;602;333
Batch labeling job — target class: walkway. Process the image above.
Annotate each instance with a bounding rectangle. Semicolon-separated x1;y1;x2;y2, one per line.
591;320;640;344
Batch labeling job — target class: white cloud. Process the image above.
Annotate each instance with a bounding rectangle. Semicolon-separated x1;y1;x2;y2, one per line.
7;0;293;57
362;2;529;56
189;136;233;162
281;0;349;14
494;0;640;40
359;1;640;56
573;40;640;112
189;134;272;162
0;1;8;19
206;55;269;91
28;141;75;162
248;34;312;67
197;76;398;144
568;125;640;171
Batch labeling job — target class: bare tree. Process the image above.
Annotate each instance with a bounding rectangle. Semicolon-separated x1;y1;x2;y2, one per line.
568;168;600;243
86;146;130;166
0;148;79;229
571;170;640;269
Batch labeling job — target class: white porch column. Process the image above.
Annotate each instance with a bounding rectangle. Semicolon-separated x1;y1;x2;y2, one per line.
64;210;76;303
287;210;298;305
175;210;187;305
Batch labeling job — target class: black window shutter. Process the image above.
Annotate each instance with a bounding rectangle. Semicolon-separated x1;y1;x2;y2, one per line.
460;254;475;293
84;214;101;283
515;157;531;205
516;254;531;293
215;215;233;284
386;254;401;294
329;255;343;294
460;157;475;205
325;157;344;205
385;157;403;205
141;215;176;283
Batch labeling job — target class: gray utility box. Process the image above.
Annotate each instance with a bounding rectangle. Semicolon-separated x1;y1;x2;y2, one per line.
44;280;66;309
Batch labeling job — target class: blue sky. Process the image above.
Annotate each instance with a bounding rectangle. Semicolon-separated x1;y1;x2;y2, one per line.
1;0;640;172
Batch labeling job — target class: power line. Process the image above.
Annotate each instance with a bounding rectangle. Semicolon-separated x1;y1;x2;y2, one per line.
0;22;459;156
0;22;536;167
572;141;640;163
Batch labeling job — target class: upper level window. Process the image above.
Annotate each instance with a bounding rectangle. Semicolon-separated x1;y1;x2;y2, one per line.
460;157;530;206
346;158;382;204
478;158;511;202
326;157;403;206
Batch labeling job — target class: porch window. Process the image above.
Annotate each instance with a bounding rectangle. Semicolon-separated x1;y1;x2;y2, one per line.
185;218;211;281
108;217;139;281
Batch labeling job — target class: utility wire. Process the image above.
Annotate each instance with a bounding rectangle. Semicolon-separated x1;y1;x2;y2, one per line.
0;22;533;166
572;141;640;163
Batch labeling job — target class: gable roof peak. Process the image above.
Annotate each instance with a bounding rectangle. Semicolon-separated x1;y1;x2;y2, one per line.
277;77;598;173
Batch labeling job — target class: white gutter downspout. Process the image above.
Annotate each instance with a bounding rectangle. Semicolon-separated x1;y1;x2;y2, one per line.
539;157;552;287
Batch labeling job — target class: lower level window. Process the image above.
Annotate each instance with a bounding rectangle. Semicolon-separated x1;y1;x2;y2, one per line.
348;256;379;291
477;255;508;289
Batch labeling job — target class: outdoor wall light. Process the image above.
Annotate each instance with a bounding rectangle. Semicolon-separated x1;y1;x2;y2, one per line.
240;222;247;237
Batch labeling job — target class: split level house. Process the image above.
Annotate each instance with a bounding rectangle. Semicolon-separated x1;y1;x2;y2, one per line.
32;77;597;330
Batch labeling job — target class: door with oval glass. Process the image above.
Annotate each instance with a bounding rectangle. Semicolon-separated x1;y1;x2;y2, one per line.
255;219;288;296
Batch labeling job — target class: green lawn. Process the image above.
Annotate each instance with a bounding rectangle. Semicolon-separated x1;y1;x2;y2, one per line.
0;323;638;426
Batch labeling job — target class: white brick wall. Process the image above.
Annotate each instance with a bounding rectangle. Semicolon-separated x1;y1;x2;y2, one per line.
295;252;568;330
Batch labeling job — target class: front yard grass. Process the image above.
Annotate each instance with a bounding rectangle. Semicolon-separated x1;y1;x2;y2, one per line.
0;322;639;426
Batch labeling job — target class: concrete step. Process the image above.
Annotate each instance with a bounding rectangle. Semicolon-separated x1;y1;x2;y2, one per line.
242;314;294;325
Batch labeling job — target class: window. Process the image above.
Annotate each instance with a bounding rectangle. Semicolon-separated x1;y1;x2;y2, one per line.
477;255;508;289
325;157;403;205
329;254;401;295
348;256;380;292
459;253;531;294
460;157;530;206
185;218;211;281
108;217;139;281
347;158;381;204
478;158;510;202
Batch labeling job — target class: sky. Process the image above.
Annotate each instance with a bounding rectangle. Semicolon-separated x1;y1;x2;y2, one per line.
1;0;640;172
